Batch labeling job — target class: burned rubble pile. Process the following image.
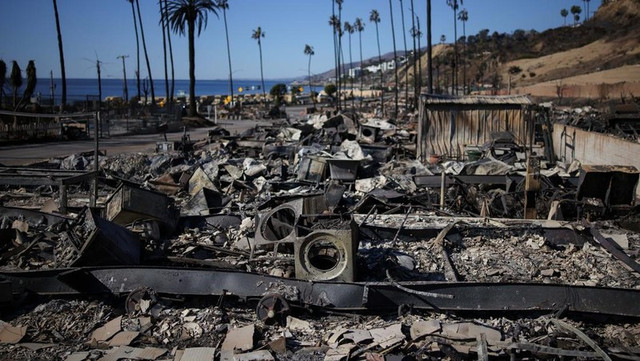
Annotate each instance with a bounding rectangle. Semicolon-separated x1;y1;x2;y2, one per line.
1;108;640;360
554;101;640;141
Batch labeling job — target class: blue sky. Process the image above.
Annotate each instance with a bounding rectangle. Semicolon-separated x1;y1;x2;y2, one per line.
0;0;601;80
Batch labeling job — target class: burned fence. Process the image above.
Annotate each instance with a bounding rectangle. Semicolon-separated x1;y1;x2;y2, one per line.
417;95;534;162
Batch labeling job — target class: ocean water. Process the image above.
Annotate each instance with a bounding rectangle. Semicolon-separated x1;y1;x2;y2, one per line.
31;78;307;103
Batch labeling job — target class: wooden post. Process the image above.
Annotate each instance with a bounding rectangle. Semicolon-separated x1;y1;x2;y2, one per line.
91;111;99;207
524;155;540;219
440;171;446;210
59;183;68;214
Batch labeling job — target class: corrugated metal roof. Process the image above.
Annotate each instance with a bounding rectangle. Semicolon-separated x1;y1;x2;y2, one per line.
421;94;532;105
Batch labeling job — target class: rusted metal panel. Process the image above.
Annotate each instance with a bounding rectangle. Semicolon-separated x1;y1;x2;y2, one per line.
418;95;533;162
3;267;640;317
105;183;176;228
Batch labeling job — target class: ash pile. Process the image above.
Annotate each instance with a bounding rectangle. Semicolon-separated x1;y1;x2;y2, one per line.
1;108;640;361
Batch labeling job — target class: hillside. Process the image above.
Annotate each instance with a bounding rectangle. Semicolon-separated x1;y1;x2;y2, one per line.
393;0;640;100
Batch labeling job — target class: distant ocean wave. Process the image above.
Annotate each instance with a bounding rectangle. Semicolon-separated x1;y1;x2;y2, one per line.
31;78;308;103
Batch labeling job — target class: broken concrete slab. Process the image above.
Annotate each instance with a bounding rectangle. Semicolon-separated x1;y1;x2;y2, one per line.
369;323;405;349
97;346;167;361
0;321;27;344
90;316;122;343
220;350;275;361
221;324;255;352
188;166;218;196
108;331;140;347
409;319;442;340
441;322;502;343
286;316;312;332
180;347;216;361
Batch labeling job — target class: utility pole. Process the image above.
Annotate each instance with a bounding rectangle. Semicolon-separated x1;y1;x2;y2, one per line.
91;59;102;208
117;55;129;102
96;59;103;138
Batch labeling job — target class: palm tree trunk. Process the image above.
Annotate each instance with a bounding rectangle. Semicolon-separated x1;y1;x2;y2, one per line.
340;43;346;107
159;0;169;106
136;0;155;105
0;61;6;109
332;28;339;109
130;0;141;101
358;30;364;110
399;0;408;111
462;19;466;94
348;32;354;109
188;18;197;116
331;1;339;110
163;0;174;109
435;59;439;92
417;16;422;95
410;0;417;107
223;7;234;107
389;0;399;118
53;0;66;109
308;54;315;108
452;2;458;95
258;40;266;107
337;5;343;111
427;0;433;94
375;23;384;115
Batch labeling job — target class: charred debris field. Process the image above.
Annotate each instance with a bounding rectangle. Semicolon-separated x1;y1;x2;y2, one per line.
1;98;640;360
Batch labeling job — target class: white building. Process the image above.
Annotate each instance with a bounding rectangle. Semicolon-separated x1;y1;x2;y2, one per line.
348;67;362;78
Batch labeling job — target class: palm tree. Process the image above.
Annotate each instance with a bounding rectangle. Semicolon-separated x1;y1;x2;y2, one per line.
251;26;267;106
415;16;423;95
136;0;155;105
330;1;338;109
370;9;383;114
166;0;218;117
159;0;169;105
217;0;234;107
336;0;344;109
446;0;461;95
304;44;315;108
127;0;141;101
52;0;66;109
354;17;365;109
388;0;399;118
561;8;569;26
344;22;355;108
570;5;582;25
329;15;341;110
399;0;409;111
458;8;468;94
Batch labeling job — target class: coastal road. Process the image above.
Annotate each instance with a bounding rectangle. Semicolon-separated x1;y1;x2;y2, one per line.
0;119;274;166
